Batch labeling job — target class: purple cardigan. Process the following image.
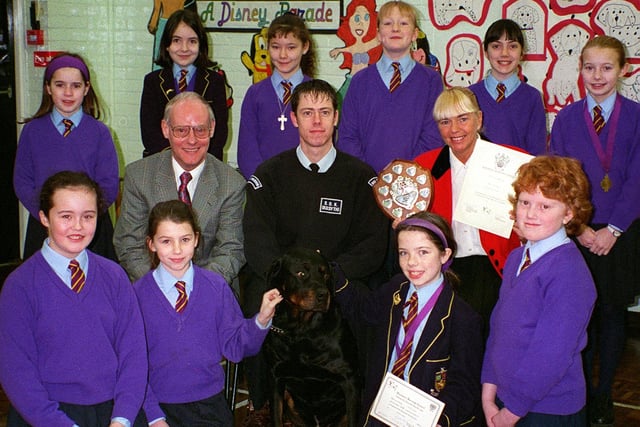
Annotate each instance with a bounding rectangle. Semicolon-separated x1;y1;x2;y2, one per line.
337;62;443;172
0;251;147;426
550;95;640;230
237;75;312;179
13;114;119;218
469;81;547;155
134;265;268;421
482;242;596;417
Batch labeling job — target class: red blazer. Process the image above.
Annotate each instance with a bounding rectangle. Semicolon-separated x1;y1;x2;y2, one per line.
415;146;521;277
140;67;229;160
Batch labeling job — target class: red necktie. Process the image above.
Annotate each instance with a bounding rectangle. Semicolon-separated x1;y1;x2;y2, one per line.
496;83;506;103
178;69;188;93
68;259;86;293
62;119;73;137
178;172;192;206
519;248;531;273
281;81;293;105
389;62;401;93
175;280;188;313
391;292;418;377
593;105;605;135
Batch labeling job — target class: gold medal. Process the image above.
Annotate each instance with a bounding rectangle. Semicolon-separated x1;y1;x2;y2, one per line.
601;174;611;192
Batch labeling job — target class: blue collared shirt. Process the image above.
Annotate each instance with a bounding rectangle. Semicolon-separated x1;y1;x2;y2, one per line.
388;274;444;379
172;63;196;86
41;239;89;288
376;54;416;90
271;69;304;102
518;227;570;274
51;109;84;136
152;262;195;306
296;145;337;173
586;92;616;122
485;72;521;101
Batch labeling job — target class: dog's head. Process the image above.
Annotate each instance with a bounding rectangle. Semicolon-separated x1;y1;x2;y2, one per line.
267;247;333;316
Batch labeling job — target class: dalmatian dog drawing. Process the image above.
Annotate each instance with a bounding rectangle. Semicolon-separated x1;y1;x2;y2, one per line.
445;37;481;87
545;24;590;106
434;0;477;26
511;5;540;54
596;2;640;57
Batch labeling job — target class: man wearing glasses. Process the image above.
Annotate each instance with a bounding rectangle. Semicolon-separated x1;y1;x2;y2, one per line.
115;92;245;285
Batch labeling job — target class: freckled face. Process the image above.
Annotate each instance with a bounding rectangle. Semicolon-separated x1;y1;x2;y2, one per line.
515;187;573;243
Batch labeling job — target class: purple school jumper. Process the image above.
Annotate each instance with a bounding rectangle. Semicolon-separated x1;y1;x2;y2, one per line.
134;265;268;421
469;81;547;155
238;75;312;179
13;115;119;219
0;251;147;426
337;63;443;173
483;243;596;417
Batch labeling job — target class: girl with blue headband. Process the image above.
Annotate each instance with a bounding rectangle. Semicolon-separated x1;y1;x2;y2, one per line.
335;211;484;426
13;52;119;261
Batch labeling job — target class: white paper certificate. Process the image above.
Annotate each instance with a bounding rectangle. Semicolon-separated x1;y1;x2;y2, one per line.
370;372;445;427
452;140;534;238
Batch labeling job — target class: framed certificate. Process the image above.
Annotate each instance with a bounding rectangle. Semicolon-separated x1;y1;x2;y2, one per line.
370;372;445;427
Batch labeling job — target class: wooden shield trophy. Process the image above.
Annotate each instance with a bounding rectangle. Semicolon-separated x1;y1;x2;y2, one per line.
373;160;433;220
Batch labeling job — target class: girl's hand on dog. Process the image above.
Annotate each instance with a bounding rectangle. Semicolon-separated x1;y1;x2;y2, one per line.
257;289;283;326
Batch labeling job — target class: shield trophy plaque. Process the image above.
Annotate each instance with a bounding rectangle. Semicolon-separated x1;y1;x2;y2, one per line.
373;159;433;221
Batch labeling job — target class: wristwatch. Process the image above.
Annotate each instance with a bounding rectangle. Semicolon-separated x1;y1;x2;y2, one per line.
607;225;622;238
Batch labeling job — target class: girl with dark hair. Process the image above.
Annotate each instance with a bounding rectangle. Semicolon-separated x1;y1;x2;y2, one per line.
140;8;229;159
13;52;119;261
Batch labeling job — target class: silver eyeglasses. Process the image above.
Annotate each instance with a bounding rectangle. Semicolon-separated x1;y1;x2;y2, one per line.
169;125;211;139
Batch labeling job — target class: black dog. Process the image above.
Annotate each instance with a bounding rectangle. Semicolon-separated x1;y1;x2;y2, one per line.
263;247;360;427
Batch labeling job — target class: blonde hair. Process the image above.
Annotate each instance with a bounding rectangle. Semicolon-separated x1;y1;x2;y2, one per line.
432;87;480;121
377;1;418;28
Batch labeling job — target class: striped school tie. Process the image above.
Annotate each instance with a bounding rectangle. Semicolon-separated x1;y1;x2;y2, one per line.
62;119;73;137
68;259;86;293
593;105;605;135
178;69;188;93
391;292;418;377
519;248;532;273
281;81;293;105
496;83;506;103
175;280;188;313
389;62;401;93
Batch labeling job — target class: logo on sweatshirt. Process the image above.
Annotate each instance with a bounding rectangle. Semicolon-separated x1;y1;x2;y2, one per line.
319;198;342;215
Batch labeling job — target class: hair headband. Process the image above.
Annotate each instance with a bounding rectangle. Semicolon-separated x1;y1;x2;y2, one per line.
398;217;453;272
45;55;90;82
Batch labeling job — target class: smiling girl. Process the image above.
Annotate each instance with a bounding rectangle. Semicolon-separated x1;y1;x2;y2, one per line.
238;12;317;180
0;171;147;427
550;35;640;425
335;211;484;427
469;19;547;155
140;8;229;159
134;200;281;426
13;52;119;261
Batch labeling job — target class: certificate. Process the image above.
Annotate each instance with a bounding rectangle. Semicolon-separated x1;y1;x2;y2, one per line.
370;372;445;427
453;140;533;238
